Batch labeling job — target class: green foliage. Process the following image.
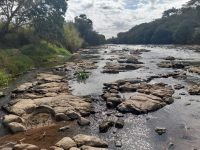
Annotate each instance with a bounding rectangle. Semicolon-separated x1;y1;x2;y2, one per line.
0;49;33;75
63;22;84;52
21;41;71;67
74;70;90;82
74;14;106;46
109;0;200;44
0;71;10;87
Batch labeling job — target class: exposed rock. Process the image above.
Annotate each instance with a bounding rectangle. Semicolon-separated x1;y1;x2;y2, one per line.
77;117;90;126
117;55;143;64
13;144;39;150
0;91;5;97
157;61;185;69
37;73;63;82
188;85;200;95
73;134;108;147
80;146;107;150
58;126;70;132
99;121;114;133
155;127;167;135
188;66;200;74
115;119;124;129
66;110;80;120
0;142;16;150
3;114;24;125
55;137;76;150
106;97;122;108
70;148;80;150
13;82;33;93
50;146;64;150
117;93;167;114
7;122;26;133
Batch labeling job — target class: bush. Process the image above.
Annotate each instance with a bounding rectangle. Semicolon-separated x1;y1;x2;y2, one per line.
0;71;10;87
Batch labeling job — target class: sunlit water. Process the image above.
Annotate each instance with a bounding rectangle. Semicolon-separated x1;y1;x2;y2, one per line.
69;45;200;150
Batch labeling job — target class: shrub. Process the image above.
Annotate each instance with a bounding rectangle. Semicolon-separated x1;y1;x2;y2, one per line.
0;71;10;87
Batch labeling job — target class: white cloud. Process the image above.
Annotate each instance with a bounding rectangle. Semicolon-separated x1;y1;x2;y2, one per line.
65;0;190;38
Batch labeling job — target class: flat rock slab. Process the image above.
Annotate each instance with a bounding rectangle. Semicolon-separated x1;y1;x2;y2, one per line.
117;93;167;114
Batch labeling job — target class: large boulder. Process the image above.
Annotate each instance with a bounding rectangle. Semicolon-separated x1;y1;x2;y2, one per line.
117;93;167;114
13;144;39;150
73;134;108;148
7;122;26;133
55;137;76;150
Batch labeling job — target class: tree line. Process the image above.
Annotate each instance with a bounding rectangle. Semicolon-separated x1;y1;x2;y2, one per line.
108;0;200;44
0;0;105;51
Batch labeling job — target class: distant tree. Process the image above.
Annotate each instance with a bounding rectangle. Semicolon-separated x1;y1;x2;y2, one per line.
162;7;179;18
74;14;105;46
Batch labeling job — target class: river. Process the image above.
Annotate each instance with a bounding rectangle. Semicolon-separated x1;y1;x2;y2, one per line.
0;44;200;150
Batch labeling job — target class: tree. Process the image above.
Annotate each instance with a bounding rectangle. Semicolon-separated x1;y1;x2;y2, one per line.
74;14;105;46
0;0;68;43
162;7;179;18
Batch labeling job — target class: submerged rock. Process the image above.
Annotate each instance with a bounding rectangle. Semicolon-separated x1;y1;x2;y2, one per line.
155;127;167;135
73;134;108;148
80;146;107;150
115;119;125;129
99;121;114;133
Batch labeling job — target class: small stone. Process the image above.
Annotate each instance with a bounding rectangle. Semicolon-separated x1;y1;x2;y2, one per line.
115;140;122;147
77;117;90;126
0;91;5;97
115;113;124;118
58;126;70;132
13;144;39;150
8;122;26;133
179;92;187;95
49;146;64;150
155;127;166;135
99;121;114;133
66;110;80;120
168;142;174;149
115;119;124;129
174;84;184;90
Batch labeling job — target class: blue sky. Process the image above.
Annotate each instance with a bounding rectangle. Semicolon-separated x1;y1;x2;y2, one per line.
66;0;189;38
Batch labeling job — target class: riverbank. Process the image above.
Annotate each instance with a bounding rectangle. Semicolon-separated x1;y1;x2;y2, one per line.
0;45;200;150
0;41;71;88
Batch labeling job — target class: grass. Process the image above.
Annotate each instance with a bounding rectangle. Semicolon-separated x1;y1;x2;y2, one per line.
0;71;10;87
21;41;71;67
74;70;90;82
0;41;71;87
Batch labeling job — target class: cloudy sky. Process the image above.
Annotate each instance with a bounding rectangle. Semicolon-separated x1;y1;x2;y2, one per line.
65;0;190;38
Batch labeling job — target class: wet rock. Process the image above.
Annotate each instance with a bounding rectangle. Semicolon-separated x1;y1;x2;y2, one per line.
99;121;114;133
3;114;24;125
58;126;70;132
80;146;107;150
55;113;70;121
7;122;26;133
0;91;5;97
155;127;166;135
102;69;119;74
184;102;191;106
0;142;16;150
115;140;122;147
117;93;166;114
165;56;175;61
106;97;122;108
77;117;90;126
115;113;124;118
55;137;76;150
157;61;185;69
73;134;108;147
188;85;200;95
13;144;39;150
115;119;125;129
66;110;80;120
174;84;184;90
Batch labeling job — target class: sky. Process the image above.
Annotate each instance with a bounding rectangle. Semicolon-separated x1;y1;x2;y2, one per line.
65;0;190;38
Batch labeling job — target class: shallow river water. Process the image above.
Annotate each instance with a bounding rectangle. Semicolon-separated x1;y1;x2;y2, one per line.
69;45;200;150
0;45;200;150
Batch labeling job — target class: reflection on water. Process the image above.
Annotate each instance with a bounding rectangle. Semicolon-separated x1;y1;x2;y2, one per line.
69;45;200;150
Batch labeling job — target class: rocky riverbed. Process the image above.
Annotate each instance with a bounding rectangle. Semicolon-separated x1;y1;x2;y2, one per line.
0;45;200;150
